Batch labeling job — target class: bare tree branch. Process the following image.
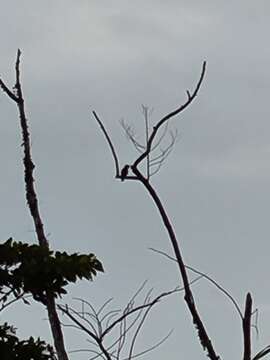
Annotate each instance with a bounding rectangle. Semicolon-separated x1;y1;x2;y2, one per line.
0;50;69;360
133;61;206;169
60;285;182;360
93;110;120;177
0;78;19;102
130;164;219;359
243;293;252;360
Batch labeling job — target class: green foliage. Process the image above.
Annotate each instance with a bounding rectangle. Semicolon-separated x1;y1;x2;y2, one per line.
0;238;103;357
0;322;55;359
0;238;104;304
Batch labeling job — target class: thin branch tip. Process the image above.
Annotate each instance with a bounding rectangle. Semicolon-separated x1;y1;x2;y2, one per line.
92;110;120;177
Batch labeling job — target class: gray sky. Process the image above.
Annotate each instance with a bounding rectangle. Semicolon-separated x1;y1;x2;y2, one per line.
1;1;270;359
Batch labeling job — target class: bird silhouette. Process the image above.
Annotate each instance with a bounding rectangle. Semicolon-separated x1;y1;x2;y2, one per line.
120;165;129;181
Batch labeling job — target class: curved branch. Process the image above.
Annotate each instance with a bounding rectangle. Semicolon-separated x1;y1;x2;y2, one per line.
0;78;19;102
124;329;173;360
133;61;206;169
131;166;219;360
93;111;120;177
149;247;243;319
101;287;179;339
128;299;153;359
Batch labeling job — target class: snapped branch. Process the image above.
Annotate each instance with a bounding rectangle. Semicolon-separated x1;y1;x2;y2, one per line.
243;293;252;360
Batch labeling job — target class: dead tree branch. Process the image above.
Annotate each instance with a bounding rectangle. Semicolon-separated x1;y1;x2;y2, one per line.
243;293;252;360
93;62;223;360
0;50;69;360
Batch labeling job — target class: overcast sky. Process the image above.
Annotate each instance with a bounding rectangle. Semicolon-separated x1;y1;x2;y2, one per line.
1;2;270;359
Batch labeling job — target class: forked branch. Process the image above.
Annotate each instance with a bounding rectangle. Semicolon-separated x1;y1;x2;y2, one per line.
93;61;222;360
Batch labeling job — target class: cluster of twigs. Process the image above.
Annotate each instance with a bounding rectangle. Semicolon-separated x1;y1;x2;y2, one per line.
120;105;178;178
59;282;184;360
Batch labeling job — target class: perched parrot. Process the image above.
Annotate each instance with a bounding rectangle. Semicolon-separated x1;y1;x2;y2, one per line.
120;165;129;181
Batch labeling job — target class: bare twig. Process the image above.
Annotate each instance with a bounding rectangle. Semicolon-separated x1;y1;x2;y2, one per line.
124;329;173;360
120;119;145;153
149;247;243;319
120;107;175;178
93;111;120;177
149;129;178;164
141;105;150;179
0;292;31;312
128;302;153;359
251;308;259;339
58;304;100;342
102;287;179;339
